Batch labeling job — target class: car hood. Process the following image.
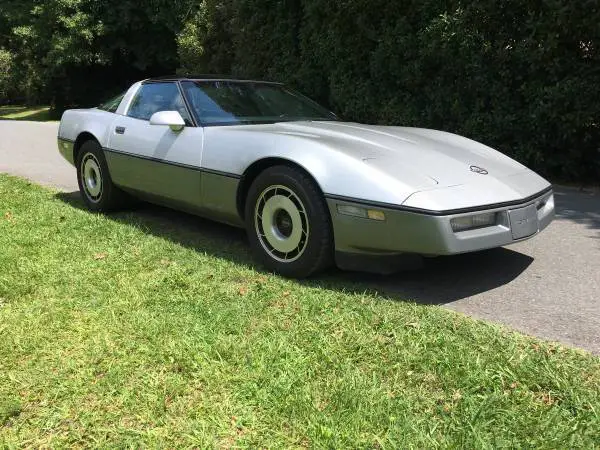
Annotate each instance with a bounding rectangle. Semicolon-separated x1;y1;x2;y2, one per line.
270;121;529;190
204;120;551;209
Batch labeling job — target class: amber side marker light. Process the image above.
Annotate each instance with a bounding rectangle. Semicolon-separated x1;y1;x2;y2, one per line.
337;204;386;221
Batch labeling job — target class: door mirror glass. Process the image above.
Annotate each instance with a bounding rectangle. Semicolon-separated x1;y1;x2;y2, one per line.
149;110;186;132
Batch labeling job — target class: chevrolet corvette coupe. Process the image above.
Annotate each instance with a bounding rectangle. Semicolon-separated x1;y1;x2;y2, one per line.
57;76;555;277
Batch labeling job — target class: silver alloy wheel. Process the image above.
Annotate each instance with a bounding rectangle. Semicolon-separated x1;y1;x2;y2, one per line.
81;153;103;202
254;185;309;263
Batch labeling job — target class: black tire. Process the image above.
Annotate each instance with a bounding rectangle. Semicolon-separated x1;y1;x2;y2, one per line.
245;165;334;278
76;140;126;212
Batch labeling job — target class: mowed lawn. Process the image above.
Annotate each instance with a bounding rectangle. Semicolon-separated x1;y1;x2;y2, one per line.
0;105;54;122
0;175;599;448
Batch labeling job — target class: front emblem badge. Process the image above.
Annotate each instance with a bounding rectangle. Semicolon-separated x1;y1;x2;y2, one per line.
470;165;488;175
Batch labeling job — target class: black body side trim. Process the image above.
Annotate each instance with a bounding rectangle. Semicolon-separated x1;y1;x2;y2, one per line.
326;186;553;216
102;147;241;179
201;167;242;179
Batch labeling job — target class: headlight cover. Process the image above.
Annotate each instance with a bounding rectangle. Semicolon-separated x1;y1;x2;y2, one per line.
450;212;497;232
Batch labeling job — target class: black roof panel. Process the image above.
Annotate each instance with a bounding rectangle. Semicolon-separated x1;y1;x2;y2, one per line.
144;74;282;84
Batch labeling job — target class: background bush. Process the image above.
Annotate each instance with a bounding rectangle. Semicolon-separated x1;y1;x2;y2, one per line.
2;0;599;182
0;0;189;111
179;0;600;182
0;48;15;103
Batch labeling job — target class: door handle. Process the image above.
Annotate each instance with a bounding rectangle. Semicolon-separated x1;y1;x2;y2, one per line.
115;126;126;135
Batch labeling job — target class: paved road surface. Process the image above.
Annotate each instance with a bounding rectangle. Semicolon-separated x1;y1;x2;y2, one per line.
0;121;77;191
1;121;599;353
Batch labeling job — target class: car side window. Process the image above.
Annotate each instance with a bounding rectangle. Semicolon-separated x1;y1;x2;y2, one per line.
127;82;192;124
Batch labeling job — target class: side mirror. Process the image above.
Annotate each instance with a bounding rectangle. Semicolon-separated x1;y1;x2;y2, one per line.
149;110;186;132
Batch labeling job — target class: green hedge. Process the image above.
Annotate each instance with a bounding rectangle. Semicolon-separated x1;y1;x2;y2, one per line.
179;0;600;182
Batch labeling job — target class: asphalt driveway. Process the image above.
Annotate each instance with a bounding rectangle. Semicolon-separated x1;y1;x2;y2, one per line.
1;120;599;353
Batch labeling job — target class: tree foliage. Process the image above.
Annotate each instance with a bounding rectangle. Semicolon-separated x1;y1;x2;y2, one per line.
1;0;193;110
178;0;600;182
1;0;598;181
0;48;13;102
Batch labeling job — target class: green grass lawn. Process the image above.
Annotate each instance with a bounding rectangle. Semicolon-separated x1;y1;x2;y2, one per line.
0;174;599;447
0;105;54;122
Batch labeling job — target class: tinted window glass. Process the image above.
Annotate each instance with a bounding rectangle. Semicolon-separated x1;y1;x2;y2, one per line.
181;80;337;125
127;82;192;124
98;92;125;113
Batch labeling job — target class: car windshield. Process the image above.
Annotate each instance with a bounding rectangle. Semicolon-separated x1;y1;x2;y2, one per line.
180;80;338;125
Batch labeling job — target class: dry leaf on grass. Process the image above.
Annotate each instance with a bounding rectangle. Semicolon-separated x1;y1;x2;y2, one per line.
539;392;555;406
452;390;462;401
94;252;107;260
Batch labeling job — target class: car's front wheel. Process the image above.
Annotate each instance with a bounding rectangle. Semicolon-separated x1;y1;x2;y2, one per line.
76;140;125;212
245;165;333;278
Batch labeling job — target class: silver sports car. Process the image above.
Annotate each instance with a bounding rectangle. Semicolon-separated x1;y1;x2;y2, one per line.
57;76;554;277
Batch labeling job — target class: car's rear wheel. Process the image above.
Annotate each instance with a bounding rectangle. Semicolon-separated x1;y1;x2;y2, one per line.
245;165;333;278
76;140;125;212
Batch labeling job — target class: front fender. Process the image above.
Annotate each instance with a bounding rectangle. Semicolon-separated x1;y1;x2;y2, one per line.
202;126;420;206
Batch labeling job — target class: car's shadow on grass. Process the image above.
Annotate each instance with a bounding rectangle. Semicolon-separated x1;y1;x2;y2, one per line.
56;191;534;306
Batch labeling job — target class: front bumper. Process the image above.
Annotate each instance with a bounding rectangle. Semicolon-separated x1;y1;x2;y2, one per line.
327;188;555;257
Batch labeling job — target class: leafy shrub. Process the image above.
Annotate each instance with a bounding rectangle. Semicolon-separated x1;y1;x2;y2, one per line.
179;0;600;182
1;0;189;110
0;48;14;103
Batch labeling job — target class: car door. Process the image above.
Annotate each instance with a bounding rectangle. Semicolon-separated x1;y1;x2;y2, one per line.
105;81;205;211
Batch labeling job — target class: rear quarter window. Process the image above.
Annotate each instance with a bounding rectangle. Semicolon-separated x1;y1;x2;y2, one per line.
97;92;126;113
